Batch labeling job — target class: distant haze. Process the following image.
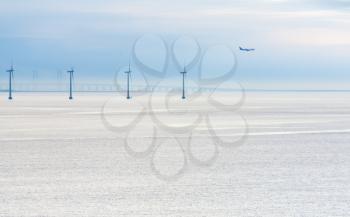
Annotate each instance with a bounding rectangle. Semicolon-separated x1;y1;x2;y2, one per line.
0;0;349;89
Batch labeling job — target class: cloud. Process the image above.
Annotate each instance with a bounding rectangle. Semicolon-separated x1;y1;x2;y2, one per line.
271;27;350;45
0;0;349;83
1;0;349;41
316;0;350;9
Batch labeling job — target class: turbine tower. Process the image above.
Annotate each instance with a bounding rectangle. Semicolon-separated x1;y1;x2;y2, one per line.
67;68;74;100
6;64;14;100
32;70;38;81
125;63;131;99
57;70;62;81
180;66;187;99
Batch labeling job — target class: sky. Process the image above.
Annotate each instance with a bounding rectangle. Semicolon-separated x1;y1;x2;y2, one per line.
0;0;349;89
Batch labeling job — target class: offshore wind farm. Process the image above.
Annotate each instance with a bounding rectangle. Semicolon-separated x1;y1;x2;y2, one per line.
1;39;350;217
1;52;350;217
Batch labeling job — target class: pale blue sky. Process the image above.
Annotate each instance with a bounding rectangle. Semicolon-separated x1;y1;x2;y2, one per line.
0;0;349;88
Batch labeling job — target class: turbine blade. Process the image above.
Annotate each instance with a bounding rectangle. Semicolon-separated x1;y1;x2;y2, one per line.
72;71;74;85
129;72;132;93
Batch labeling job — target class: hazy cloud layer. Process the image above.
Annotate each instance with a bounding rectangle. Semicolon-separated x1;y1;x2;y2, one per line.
0;0;349;85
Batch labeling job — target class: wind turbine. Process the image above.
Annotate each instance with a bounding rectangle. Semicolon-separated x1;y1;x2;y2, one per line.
180;65;187;99
32;70;39;81
31;71;38;92
6;64;14;100
57;70;63;81
125;63;131;99
67;68;74;100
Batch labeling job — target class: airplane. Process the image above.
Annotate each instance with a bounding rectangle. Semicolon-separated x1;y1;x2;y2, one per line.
239;47;255;52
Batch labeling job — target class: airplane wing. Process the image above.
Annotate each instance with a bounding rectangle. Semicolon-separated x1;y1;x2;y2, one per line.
239;47;255;52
